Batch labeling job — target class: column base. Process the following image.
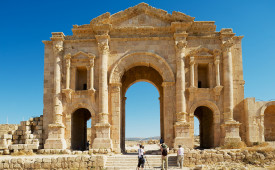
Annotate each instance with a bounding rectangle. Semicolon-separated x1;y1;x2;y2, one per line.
92;123;113;149
220;120;241;145
44;124;67;149
174;121;193;148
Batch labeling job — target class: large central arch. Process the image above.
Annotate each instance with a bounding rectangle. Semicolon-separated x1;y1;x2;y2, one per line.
109;52;175;152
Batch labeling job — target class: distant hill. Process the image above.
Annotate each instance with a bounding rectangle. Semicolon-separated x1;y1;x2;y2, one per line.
126;136;160;141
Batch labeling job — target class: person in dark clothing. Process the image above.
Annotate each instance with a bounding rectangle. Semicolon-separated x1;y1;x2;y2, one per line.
137;145;145;170
86;141;90;150
160;137;164;145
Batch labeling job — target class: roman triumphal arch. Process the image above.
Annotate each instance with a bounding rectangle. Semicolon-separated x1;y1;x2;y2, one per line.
38;3;274;153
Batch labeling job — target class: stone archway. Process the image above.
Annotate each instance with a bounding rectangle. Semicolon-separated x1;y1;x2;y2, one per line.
121;66;163;152
190;100;221;147
109;52;176;152
259;101;275;142
194;106;214;148
262;104;275;141
71;108;91;151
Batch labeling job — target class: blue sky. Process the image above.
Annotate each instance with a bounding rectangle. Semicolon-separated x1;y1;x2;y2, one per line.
0;0;274;138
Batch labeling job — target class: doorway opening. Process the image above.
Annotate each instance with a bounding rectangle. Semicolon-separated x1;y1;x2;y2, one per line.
71;108;91;151
194;106;214;148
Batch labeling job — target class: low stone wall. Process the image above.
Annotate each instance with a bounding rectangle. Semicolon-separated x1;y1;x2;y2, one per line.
0;155;106;170
0;148;274;169
182;149;275;166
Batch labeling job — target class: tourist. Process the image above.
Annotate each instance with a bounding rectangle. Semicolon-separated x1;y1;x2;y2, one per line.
177;145;184;169
137;144;145;170
160;137;164;145
86;141;90;150
160;143;168;170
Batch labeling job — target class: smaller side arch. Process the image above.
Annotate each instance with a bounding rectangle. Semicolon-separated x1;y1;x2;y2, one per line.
64;102;96;150
189;100;221;147
260;101;275;116
259;101;275;142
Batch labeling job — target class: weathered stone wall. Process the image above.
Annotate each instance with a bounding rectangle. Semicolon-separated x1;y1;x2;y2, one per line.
244;98;275;145
0;124;18;137
0;155;106;170
0;116;43;154
0;149;274;169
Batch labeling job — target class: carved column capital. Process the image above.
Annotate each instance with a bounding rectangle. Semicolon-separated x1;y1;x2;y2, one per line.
53;44;64;55
214;55;220;65
95;35;110;54
221;39;234;52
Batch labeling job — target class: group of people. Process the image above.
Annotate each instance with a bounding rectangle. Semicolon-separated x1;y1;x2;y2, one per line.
137;137;184;170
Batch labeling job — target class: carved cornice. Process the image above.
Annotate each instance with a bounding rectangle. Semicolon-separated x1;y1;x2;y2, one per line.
50;32;65;41
171;22;193;33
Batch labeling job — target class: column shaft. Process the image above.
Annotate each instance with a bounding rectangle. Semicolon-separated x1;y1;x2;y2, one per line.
190;56;195;87
53;42;63;125
223;47;234;121
215;57;221;86
65;54;71;89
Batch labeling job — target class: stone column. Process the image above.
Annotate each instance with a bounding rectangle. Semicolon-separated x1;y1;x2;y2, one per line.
222;42;234;122
87;53;96;92
213;50;223;101
44;32;67;149
189;56;195;88
214;55;221;87
174;33;188;121
65;53;71;89
220;30;241;145
173;33;193;148
92;34;112;149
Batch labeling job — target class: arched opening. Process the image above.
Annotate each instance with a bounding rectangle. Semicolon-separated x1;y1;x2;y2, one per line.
264;105;275;141
194;106;214;148
121;66;163;153
71;108;91;151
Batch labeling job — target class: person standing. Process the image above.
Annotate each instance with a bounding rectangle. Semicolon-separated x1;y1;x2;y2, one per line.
160;137;164;145
137;144;145;170
86;141;90;150
160;143;168;170
177;145;184;169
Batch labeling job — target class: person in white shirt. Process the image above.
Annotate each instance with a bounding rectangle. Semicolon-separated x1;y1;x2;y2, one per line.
137;145;145;170
177;145;184;168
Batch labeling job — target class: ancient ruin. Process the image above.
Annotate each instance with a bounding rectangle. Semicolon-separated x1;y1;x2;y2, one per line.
1;3;275;156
